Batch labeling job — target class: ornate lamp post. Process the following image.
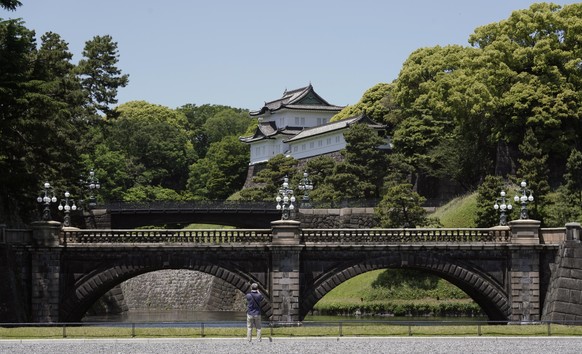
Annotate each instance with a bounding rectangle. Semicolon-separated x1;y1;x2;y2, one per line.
493;190;512;226
84;169;101;209
275;176;296;220
36;182;57;221
58;191;78;227
514;180;534;219
297;171;313;209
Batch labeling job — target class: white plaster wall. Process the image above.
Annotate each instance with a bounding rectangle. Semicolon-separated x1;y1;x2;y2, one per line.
250;138;287;165
262;110;333;128
289;131;345;160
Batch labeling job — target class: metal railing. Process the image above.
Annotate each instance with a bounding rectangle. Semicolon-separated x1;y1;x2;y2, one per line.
101;199;381;211
61;229;272;245
102;200;276;211
1;319;581;338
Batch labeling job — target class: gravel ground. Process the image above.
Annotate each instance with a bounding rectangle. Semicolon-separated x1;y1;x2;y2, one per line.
2;337;582;354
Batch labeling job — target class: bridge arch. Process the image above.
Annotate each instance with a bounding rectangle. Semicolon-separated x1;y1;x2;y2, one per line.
60;256;272;322
301;252;510;321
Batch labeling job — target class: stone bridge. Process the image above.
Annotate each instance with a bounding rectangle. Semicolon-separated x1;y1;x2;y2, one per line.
90;201;378;229
1;220;582;324
95;201;281;228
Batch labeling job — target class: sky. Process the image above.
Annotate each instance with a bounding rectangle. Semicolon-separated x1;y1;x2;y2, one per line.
3;1;580;110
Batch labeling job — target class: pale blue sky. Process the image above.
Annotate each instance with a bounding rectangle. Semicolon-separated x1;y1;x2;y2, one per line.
3;1;579;110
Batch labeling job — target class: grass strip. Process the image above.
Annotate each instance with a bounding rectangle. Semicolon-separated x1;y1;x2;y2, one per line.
2;323;582;339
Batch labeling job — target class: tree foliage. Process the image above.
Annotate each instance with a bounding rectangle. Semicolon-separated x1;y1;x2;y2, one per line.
468;2;582;173
546;149;582;225
187;136;249;200
76;35;129;117
310;124;388;203
516;127;550;221
376;183;430;228
2;3;582;227
239;155;298;201
331;83;397;126
391;3;582;196
474;175;508;227
0;21;82;223
177;104;253;158
100;101;196;190
0;0;21;10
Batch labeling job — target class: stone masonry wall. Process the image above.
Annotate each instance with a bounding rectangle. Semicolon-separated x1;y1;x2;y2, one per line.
298;208;378;228
542;241;582;322
114;270;244;312
0;245;29;322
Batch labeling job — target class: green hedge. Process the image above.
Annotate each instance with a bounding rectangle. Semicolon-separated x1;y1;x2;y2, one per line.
313;301;483;317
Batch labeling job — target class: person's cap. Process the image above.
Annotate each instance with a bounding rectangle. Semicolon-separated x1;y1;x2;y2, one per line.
251;283;258;290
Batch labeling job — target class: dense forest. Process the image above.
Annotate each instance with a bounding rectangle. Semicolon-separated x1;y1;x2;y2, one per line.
1;2;581;227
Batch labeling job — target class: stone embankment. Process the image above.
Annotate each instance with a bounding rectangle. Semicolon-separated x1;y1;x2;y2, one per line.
543;239;582;321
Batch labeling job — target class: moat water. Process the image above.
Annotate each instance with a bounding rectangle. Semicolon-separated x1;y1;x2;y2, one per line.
83;310;485;324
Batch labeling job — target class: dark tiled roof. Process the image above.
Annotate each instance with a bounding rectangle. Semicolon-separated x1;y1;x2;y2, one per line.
239;122;303;143
284;112;386;143
250;84;343;116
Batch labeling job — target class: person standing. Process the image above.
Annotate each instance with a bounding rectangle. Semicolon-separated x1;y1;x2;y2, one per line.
245;282;263;342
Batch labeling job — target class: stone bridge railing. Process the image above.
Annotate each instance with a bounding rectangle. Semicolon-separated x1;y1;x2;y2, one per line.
59;227;513;245
302;228;510;243
60;229;272;245
2;225;571;247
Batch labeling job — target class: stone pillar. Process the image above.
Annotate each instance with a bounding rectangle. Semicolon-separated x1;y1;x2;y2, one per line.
509;219;541;322
30;221;62;323
509;219;540;245
270;220;303;323
565;222;581;242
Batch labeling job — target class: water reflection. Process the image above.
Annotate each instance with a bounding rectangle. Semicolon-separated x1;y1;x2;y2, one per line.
83;310;246;323
84;310;485;324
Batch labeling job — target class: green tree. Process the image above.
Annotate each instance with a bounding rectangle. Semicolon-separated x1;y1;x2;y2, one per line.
0;19;42;224
77;35;129;117
300;155;337;203
376;183;430;228
341;123;389;198
178;104;253;158
313;168;374;204
393;45;496;191
302;155;336;188
102;101;196;192
202;108;251;144
0;0;21;10
564;149;582;205
239;155;298;201
187;136;249;199
308;123;388;203
469;3;582;178
0;20;92;224
546;149;582;226
25;31;87;192
474;175;507;227
516;127;550;221
81;143;138;202
331;83;397;125
122;185;183;202
391;3;582;191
